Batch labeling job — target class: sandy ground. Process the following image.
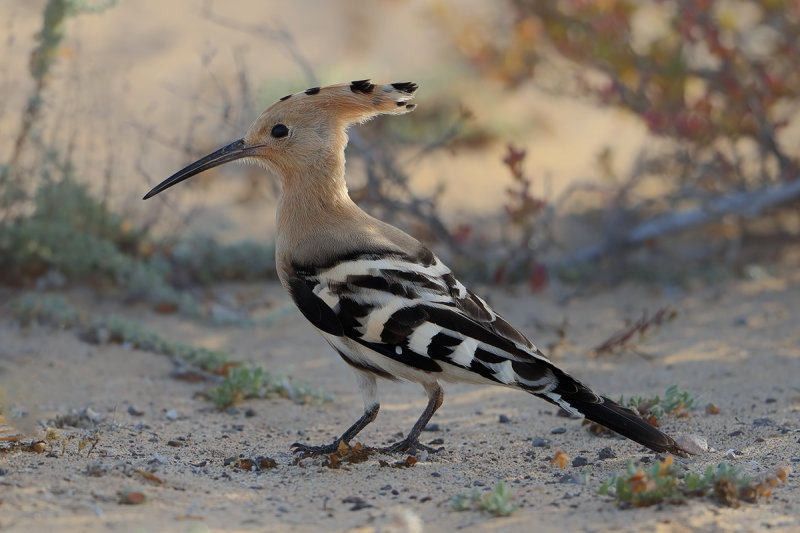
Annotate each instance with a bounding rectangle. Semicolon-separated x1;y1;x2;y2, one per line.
1;1;799;531
1;269;799;532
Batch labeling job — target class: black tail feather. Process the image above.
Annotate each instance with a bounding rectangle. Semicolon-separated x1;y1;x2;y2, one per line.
570;395;685;454
538;367;686;455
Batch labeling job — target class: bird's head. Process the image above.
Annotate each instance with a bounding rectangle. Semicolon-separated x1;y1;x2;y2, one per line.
142;79;417;199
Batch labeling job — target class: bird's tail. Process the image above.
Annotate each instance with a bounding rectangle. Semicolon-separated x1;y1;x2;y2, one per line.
535;366;686;455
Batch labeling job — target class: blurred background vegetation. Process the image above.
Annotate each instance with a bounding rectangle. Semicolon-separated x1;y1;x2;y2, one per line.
2;0;799;315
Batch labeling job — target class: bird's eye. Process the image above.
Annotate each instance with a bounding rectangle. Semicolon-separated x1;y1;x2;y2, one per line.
271;124;289;138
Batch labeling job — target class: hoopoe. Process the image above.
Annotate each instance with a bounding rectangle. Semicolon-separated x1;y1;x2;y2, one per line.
144;80;684;456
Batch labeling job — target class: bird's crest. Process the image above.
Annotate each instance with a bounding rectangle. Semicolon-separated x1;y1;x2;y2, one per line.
265;79;418;127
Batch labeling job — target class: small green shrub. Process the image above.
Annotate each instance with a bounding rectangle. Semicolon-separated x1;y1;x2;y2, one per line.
620;385;696;423
451;482;519;517
209;364;333;409
598;456;790;508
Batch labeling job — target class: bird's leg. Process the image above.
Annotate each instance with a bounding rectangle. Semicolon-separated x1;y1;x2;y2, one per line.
381;382;443;455
291;404;379;454
291;370;379;455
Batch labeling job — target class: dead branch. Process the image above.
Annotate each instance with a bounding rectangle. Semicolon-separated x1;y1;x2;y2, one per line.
565;178;800;264
591;307;677;356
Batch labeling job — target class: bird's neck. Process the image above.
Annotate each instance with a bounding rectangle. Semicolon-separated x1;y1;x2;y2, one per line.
275;162;363;241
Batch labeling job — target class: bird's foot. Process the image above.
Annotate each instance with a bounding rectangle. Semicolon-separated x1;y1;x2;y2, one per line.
290;439;343;456
380;438;442;456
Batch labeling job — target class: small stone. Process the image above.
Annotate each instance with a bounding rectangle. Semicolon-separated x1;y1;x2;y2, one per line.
752;417;775;427
244;408;257;418
571;456;588;467
428;438;444;445
423;423;440;432
676;434;708;455
85;462;106;477
764;398;777;404
598;447;616;460
728;430;743;437
30;441;46;453
150;453;168;464
127;406;144;417
790;457;800;463
430;472;441;477
82;407;104;423
551;427;566;435
532;437;551;448
119;490;146;505
165;409;179;420
223;457;237;466
724;449;743;460
498;414;511;424
167;440;182;447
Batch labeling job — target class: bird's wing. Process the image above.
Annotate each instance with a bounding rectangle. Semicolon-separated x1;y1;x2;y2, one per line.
287;248;687;455
287;249;567;394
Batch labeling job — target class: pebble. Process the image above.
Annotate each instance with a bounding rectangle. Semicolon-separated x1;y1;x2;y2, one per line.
165;409;179;420
728;430;743;437
150;453;168;464
498;414;511;424
598;447;616;460
752;417;775;427
724;449;743;460
675;434;708;455
550;427;566;434
532;437;551;448
764;397;777;403
423;423;440;432
790;458;800;463
127;406;144;417
571;456;588;467
244;408;257;418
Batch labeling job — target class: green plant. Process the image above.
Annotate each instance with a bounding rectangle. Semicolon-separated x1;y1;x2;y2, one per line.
209;364;333;409
208;366;264;408
598;456;790;508
620;384;696;423
451;481;520;517
0;176;277;318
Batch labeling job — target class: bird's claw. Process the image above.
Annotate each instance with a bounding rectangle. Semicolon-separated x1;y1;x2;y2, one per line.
290;440;342;456
380;439;441;456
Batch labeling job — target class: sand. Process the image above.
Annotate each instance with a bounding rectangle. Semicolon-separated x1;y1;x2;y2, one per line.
1;272;799;532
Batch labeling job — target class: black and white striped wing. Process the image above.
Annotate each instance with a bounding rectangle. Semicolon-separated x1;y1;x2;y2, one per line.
287;250;587;407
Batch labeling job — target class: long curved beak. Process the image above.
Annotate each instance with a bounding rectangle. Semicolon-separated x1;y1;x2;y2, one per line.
142;138;257;200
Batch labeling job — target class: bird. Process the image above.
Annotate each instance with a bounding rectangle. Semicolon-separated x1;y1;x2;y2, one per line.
143;80;685;456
